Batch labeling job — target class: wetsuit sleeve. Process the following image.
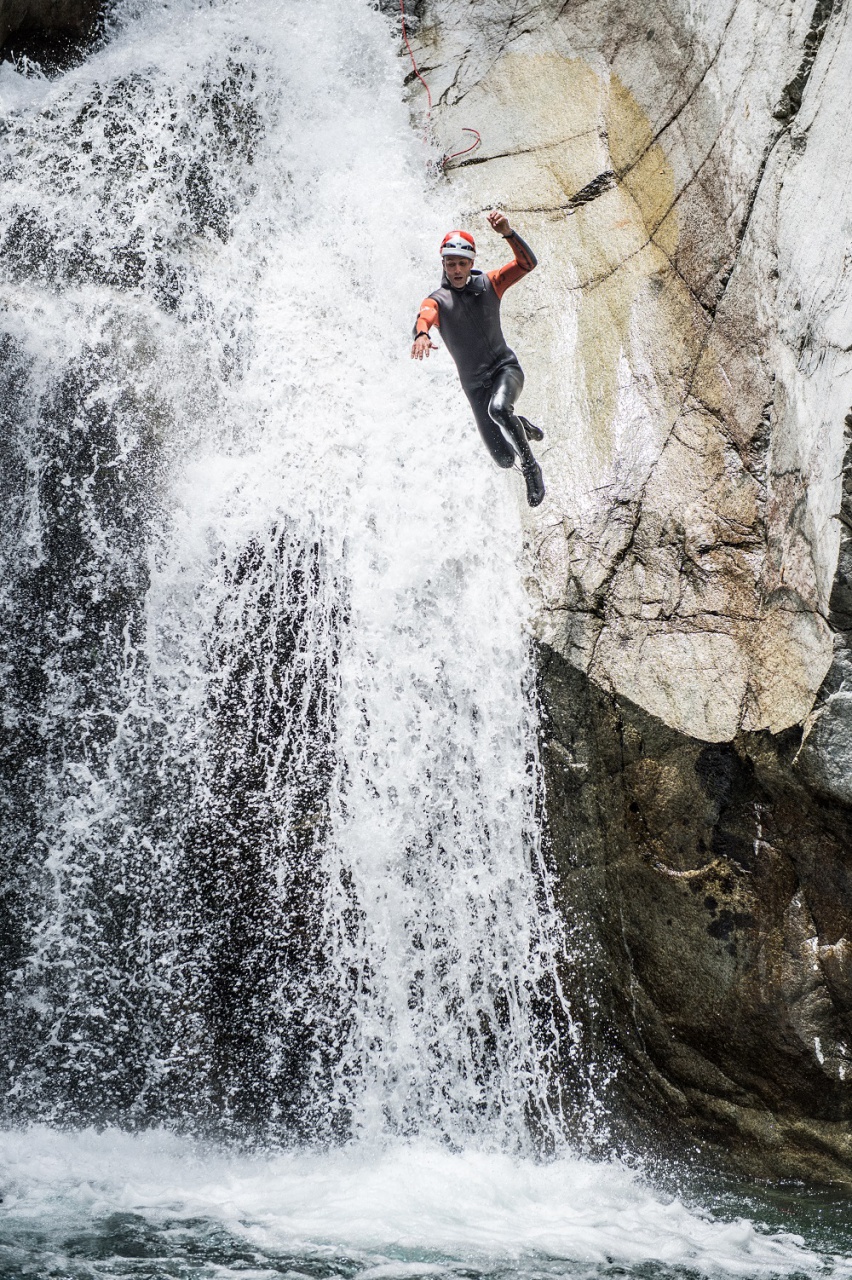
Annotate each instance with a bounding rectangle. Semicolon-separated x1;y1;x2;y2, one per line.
487;230;538;300
413;297;440;339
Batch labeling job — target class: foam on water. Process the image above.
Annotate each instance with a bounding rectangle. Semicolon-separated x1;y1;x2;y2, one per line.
1;1129;848;1280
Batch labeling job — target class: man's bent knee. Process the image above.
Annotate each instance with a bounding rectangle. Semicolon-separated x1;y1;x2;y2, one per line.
489;404;522;453
489;404;515;435
483;423;516;467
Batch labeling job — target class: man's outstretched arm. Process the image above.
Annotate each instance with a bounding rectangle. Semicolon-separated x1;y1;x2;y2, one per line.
411;297;439;360
486;209;537;300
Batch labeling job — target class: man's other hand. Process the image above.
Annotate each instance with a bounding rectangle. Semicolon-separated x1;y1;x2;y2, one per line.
411;334;435;360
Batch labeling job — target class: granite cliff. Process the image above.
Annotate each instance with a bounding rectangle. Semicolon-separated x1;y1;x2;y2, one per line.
402;0;852;1181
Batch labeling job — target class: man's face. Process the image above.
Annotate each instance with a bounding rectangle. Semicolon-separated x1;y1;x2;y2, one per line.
444;254;473;289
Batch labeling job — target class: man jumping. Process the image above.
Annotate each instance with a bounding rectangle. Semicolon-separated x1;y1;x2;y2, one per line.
411;209;545;507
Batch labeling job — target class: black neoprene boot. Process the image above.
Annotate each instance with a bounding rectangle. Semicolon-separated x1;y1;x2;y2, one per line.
519;415;544;442
522;459;545;507
499;414;546;506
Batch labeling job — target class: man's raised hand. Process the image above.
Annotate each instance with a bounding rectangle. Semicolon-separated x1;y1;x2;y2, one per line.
487;209;512;237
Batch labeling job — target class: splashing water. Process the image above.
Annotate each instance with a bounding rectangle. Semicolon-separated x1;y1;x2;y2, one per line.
2;1129;852;1280
0;0;574;1149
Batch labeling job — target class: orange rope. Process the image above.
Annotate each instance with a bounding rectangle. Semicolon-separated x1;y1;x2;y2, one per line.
400;0;432;121
399;0;481;169
444;127;481;163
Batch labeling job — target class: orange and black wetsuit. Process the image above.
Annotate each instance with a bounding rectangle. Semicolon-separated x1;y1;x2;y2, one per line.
413;230;538;473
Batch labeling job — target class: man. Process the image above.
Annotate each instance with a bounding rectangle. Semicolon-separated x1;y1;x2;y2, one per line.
411;209;545;507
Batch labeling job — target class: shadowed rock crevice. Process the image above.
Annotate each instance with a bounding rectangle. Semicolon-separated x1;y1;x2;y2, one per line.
774;0;840;126
794;408;852;806
565;169;616;212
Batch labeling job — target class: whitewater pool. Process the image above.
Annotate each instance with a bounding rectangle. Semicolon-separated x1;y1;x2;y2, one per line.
1;1131;850;1280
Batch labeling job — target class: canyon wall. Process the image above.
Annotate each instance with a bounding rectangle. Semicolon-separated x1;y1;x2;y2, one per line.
404;0;852;1181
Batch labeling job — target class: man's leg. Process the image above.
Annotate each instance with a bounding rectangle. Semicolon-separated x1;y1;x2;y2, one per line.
463;382;515;469
488;366;545;507
519;416;544;442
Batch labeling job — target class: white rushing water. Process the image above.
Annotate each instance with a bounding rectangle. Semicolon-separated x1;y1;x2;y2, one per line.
2;4;850;1278
0;0;571;1145
2;1128;851;1280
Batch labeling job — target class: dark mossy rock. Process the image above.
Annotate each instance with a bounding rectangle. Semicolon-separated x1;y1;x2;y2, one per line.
540;642;852;1185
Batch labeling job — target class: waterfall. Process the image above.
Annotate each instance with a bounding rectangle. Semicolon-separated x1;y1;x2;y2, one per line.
5;8;852;1279
0;0;575;1149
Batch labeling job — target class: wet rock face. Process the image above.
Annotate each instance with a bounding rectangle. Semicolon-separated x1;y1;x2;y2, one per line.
540;644;852;1184
1;0;104;70
405;0;852;1179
